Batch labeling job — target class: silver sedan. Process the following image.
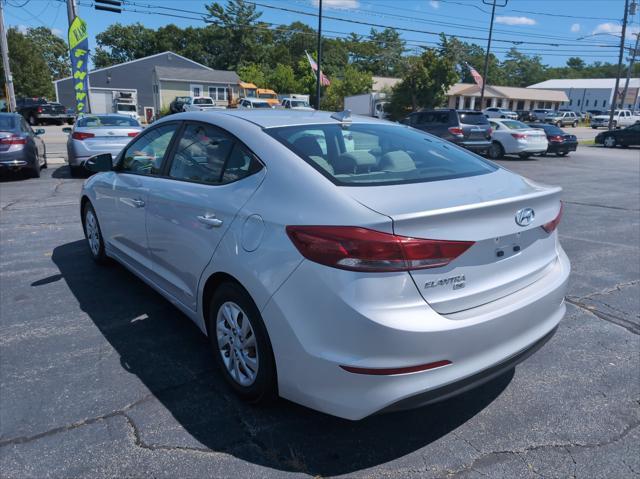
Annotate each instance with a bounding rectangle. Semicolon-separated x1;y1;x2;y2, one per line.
64;114;142;177
79;110;570;420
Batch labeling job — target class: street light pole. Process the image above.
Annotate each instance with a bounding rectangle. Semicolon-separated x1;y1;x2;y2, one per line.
479;0;507;110
0;0;16;112
620;32;639;110
67;0;78;24
315;0;323;110
609;0;629;130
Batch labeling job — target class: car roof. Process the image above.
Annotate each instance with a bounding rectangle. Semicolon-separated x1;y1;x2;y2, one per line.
162;110;390;128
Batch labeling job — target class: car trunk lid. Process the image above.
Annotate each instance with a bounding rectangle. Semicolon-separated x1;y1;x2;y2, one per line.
343;168;562;314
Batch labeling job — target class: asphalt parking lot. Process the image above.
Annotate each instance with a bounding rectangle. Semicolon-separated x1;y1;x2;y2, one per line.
1;144;638;478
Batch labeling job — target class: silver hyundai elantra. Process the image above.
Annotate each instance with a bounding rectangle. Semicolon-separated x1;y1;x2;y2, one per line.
80;110;570;420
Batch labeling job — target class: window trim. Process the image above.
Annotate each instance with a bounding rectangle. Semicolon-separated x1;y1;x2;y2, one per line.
115;121;183;177
160;119;265;187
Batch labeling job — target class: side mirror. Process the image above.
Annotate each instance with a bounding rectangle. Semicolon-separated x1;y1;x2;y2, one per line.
62;127;72;134
85;153;113;173
35;128;45;135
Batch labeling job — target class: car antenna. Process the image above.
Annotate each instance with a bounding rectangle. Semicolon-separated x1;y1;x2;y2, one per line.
331;109;352;123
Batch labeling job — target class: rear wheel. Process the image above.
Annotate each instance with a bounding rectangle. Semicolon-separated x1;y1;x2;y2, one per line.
28;114;38;126
603;136;617;148
82;202;108;263
207;283;277;403
487;142;504;159
518;152;532;159
69;165;83;177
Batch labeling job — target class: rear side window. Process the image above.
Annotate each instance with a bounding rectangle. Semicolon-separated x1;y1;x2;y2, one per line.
417;111;449;124
268;123;497;186
458;112;489;125
121;124;177;175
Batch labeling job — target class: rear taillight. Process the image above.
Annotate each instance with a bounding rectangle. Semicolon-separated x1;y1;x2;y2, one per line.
0;135;27;145
487;127;493;136
286;226;474;272
37;106;43;113
128;132;138;137
542;203;563;233
511;133;528;139
448;127;464;136
72;131;95;141
549;135;564;143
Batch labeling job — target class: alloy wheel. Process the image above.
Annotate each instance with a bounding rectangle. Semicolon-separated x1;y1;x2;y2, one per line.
604;136;616;148
216;301;259;387
85;209;101;257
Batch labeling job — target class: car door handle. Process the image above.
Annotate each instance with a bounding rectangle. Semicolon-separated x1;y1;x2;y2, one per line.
197;214;223;228
131;199;145;208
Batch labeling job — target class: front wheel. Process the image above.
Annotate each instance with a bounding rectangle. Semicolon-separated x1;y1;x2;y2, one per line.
487;142;504;159
572;121;578;127
83;202;108;263
603;136;617;148
208;283;277;403
28;114;38;126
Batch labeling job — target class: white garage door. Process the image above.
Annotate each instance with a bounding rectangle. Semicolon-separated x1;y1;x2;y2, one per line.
89;90;112;114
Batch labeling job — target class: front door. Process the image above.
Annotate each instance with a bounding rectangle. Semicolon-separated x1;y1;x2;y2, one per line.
93;122;180;276
145;122;265;311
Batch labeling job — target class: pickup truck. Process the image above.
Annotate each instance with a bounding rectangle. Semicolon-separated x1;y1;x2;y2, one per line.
591;109;640;129
182;96;225;112
17;97;74;126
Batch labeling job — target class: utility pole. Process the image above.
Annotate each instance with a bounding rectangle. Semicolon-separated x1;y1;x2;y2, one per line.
479;0;507;111
67;0;78;24
620;31;639;110
0;0;16;112
609;0;629;130
315;0;323;110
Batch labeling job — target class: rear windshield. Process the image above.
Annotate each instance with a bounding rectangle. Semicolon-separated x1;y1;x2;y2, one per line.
291;100;310;107
193;98;214;105
0;116;18;131
499;120;530;129
458;112;489;125
77;116;140;127
116;104;137;112
529;124;563;135
267;123;497;186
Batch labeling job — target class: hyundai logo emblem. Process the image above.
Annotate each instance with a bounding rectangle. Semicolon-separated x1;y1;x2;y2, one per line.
515;208;535;227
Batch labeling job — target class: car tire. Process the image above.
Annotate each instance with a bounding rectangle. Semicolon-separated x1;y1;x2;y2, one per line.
572;121;578;127
67;119;74;125
555;121;561;127
29;161;41;178
519;152;532;159
42;149;48;169
613;121;618;129
82;202;108;264
487;142;504;159
603;136;617;148
28;114;37;126
556;152;569;157
591;126;598;129
207;282;277;403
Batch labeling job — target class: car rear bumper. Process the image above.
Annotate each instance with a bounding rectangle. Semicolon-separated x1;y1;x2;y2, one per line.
547;142;578;153
0;150;32;170
262;243;570;420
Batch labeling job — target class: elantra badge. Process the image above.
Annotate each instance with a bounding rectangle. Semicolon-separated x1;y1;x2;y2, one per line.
515;208;535;227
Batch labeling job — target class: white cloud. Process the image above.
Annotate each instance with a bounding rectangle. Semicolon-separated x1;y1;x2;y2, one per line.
571;23;580;33
312;0;359;8
495;16;536;26
52;28;63;37
429;1;440;9
16;24;28;34
593;22;640;40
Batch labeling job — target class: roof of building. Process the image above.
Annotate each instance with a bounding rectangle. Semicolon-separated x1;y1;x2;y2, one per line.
154;66;240;84
528;78;640;89
372;76;401;91
447;83;568;102
54;51;212;83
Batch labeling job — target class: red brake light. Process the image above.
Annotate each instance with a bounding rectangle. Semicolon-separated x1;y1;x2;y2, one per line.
286;226;474;272
128;132;139;137
542;203;563;233
448;126;464;136
37;106;43;113
72;131;95;141
549;135;564;143
511;133;528;139
0;135;27;145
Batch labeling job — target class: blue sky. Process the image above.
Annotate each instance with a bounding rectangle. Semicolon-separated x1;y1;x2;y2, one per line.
5;0;639;68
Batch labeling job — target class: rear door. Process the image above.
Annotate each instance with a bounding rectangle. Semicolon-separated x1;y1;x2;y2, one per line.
145;122;266;311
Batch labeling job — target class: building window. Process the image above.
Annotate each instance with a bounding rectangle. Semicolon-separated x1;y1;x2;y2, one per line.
193;87;201;96
585;99;589;106
602;100;607;108
593;100;597;107
577;99;581;106
517;100;525;110
569;99;572;106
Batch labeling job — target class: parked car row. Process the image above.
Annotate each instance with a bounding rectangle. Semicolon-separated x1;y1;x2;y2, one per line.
402;109;577;159
168;95;315;113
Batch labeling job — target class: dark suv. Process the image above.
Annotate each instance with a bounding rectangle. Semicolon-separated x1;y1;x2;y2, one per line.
402;109;492;154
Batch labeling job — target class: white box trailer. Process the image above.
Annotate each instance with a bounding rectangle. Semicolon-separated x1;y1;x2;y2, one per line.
88;88;139;121
344;92;388;119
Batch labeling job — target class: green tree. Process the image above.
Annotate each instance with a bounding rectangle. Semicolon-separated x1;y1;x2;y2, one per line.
566;57;585;70
501;48;547;87
320;65;373;111
267;64;299;93
26;27;70;81
387;49;458;120
439;36;504;86
93;23;156;67
0;28;53;98
237;63;267;87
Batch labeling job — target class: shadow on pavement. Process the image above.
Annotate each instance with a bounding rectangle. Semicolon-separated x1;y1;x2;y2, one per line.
48;239;512;476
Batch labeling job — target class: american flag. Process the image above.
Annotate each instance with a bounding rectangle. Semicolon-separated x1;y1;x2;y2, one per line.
466;62;483;88
306;51;331;86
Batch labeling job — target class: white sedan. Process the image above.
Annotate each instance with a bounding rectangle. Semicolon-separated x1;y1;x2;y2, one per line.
79;110;569;420
483;107;518;120
487;119;549;159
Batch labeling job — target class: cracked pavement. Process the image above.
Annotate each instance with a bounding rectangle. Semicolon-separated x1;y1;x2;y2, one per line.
1;145;638;478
